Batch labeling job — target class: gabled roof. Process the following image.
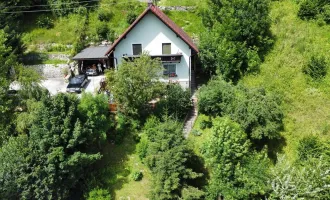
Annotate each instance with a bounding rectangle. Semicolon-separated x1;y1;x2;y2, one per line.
73;46;110;60
105;3;198;55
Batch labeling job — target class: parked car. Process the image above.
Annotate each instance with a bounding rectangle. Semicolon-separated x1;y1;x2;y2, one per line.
86;68;98;76
66;74;88;93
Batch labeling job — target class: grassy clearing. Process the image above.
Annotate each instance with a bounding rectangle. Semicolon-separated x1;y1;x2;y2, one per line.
94;135;151;200
242;0;330;161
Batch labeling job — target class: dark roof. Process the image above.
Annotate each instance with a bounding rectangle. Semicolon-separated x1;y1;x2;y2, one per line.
105;4;198;55
73;46;110;60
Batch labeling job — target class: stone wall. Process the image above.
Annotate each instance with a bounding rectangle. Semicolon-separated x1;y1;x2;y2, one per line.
158;6;196;11
25;64;72;78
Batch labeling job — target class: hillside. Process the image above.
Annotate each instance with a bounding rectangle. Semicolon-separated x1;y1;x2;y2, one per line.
242;0;330;161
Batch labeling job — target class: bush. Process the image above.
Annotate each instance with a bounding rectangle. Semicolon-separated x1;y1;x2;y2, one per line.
131;171;143;181
199;119;212;130
156;83;192;120
297;136;323;161
98;10;113;22
87;188;111;200
126;12;137;24
191;129;202;136
303;55;327;80
36;15;54;29
198;78;283;140
298;0;320;20
136;135;148;161
96;23;110;40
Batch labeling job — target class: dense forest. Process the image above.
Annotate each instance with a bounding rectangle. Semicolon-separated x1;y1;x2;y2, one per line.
1;0;330;199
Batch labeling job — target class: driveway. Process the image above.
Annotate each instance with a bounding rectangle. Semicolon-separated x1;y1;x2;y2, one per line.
41;75;105;96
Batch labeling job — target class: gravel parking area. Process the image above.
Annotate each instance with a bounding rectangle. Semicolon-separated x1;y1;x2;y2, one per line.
41;75;105;95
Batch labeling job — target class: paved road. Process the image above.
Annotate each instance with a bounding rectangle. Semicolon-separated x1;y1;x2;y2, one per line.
41;75;105;96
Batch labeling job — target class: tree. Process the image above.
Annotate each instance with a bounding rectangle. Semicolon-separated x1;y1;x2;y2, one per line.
78;93;112;150
142;117;204;199
0;94;110;199
105;54;164;119
198;78;283;141
201;117;271;199
156;83;192;120
199;0;272;81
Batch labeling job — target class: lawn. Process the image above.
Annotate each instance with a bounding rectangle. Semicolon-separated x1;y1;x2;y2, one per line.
91;135;151;200
242;0;330;161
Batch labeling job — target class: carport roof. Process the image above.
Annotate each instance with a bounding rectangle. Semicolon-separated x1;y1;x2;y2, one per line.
72;46;110;60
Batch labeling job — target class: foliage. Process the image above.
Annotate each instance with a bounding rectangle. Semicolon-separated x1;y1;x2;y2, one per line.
136;134;149;161
36;15;54;29
198;78;283;140
199;119;212;130
127;12;138;24
199;0;272;81
78;93;112;150
156;83;192;120
303;55;328;80
131;171;143;181
87;188;111;200
96;22;110;40
105;54;164;119
47;0;96;17
297;136;323;161
98;10;113;22
142;117;203;199
298;0;330;23
270;155;330;199
181;186;205;200
0;94;111;199
201;117;271;199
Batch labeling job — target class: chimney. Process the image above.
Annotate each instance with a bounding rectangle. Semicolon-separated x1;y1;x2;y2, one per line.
148;0;153;7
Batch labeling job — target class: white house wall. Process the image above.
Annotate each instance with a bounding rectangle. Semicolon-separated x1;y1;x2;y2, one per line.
114;12;192;89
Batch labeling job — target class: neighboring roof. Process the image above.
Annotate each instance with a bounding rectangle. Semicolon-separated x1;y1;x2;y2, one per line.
105;4;199;55
73;46;110;60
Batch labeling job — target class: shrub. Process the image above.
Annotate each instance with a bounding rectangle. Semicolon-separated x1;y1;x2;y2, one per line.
297;136;323;161
298;0;320;20
126;12;137;24
322;5;330;23
98;10;113;22
156;83;192;120
191;129;202;136
199;119;212;130
96;23;110;40
36;15;54;29
87;188;111;200
136;135;148;161
131;171;143;181
198;78;283;140
303;55;327;80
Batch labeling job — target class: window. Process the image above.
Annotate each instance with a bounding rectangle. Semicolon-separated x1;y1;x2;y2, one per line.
132;44;142;55
163;64;176;77
162;43;171;54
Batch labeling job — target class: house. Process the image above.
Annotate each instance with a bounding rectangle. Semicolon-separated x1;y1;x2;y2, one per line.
105;2;199;91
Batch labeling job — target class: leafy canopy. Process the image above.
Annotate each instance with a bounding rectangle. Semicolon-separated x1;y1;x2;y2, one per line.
105;54;164;118
0;93;112;199
199;0;272;81
201;117;271;200
141;117;204;199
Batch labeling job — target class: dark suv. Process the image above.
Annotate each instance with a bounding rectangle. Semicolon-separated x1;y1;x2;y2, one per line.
66;74;88;93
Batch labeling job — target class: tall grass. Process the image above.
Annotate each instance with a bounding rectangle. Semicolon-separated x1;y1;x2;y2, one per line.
242;0;330;160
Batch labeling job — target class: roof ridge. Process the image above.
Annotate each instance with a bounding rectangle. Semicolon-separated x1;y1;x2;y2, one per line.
104;4;198;56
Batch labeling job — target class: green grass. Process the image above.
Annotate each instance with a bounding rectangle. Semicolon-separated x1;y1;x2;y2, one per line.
187;114;212;156
241;0;330;161
92;135;151;200
158;0;203;6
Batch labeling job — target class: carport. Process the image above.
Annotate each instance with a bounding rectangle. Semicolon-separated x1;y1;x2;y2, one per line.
72;46;113;74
